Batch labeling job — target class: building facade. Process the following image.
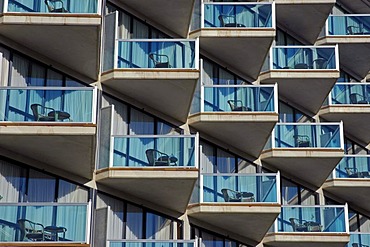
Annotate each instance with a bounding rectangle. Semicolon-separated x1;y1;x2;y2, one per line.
0;0;370;246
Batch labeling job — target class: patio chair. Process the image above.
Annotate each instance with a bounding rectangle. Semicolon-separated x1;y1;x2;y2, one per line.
44;0;69;13
289;218;322;232
149;53;171;68
352;244;370;247
31;104;57;121
18;219;45;241
145;149;177;166
221;188;255;202
350;93;369;104
347;25;364;35
294;135;311;147
313;58;328;69
218;14;246;27
227;100;251;111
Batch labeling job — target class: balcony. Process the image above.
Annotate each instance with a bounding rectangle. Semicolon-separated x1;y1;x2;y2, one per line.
188;84;278;158
96;107;199;212
348;233;370;247
317;15;370;79
319;83;370;143
273;0;335;44
101;38;199;122
189;2;275;80
323;156;370;212
260;46;339;114
0;86;97;178
264;205;350;247
0;0;102;80
0;202;90;246
261;123;344;187
188;173;281;244
105;240;196;247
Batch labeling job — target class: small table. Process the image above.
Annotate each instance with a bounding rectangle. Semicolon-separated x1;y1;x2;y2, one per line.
305;221;322;232
241;192;255;202
48;111;70;121
44;226;67;241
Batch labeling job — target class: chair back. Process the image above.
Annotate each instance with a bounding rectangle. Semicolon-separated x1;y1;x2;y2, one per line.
313;58;327;69
149;53;170;68
44;0;69;13
145;149;156;166
30;104;41;121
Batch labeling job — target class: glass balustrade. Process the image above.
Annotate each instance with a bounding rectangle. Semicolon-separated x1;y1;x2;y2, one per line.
271;123;342;148
276;206;347;233
329;83;370;105
108;240;195;247
271;46;337;70
7;0;98;13
328;15;370;35
0;203;89;242
334;156;370;179
200;173;279;203
117;40;196;69
348;233;370;247
203;85;276;112
98;135;196;169
203;3;273;28
0;87;95;122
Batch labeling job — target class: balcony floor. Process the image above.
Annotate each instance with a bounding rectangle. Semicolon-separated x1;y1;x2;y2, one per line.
261;149;344;187
101;69;199;122
188;112;278;158
189;29;275;80
319;105;370;144
264;232;350;247
0;123;96;179
0;13;101;80
188;203;281;243
323;179;370;212
274;0;336;44
95;167;198;213
260;71;339;114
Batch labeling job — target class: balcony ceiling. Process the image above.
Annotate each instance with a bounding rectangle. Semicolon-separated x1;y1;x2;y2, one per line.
274;0;336;44
188;203;281;243
188;112;278;158
0;124;96;179
189;30;275;80
261;149;344;187
101;70;199;123
260;72;339;115
0;15;101;81
319;105;370;144
117;0;195;37
323;179;370;212
336;0;370;14
96;168;198;213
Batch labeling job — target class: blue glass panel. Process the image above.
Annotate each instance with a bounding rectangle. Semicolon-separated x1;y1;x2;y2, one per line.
109;242;194;247
112;136;196;167
0;88;94;122
0;204;87;242
272;47;336;70
204;3;272;28
328;15;370;35
278;206;346;233
203;86;275;112
7;0;97;13
331;84;370;105
117;41;196;69
335;156;370;178
349;233;370;247
274;124;341;148
202;174;278;203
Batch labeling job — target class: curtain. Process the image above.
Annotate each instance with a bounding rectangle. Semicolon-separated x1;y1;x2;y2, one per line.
57;180;88;241
97;194;125;239
102;95;128;135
